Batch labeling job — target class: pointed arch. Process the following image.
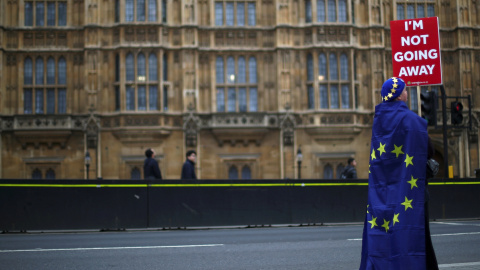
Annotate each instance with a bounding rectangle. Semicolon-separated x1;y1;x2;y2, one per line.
241;165;252;179
228;165;239;179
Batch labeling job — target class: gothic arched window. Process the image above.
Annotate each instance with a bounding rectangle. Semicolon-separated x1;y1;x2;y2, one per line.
125;0;157;22
238;57;246;83
32;169;42;179
323;164;333;179
307;53;315;109
338;0;347;22
304;51;351;110
124;52;160;111
241;165;252;179
24;56;67;114
327;0;336;22
131;167;141;180
24;57;33;85
228;166;239;179
317;0;325;21
305;0;312;23
336;164;344;179
47;57;55;84
216;56;258;112
25;2;67;26
46;169;56;179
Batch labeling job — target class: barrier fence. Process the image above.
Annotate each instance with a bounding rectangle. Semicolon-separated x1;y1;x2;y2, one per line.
1;179;479;232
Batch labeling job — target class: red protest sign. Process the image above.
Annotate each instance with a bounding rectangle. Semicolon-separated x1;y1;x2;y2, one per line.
390;17;442;86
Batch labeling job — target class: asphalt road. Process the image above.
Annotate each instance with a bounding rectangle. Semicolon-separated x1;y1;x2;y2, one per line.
1;220;479;270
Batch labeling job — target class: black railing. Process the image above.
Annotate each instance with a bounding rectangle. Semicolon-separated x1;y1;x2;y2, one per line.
1;178;479;232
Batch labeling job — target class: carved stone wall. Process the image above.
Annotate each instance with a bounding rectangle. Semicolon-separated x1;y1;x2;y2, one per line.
1;1;479;179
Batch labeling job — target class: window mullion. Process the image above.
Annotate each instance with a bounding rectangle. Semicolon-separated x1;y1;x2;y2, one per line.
233;1;236;26
54;88;58;114
133;0;137;21
147;83;150;110
146;57;150;110
145;0;149;21
134;55;138;111
43;88;47;115
236;87;239;112
55;2;58;26
246;87;250;112
45;1;48;26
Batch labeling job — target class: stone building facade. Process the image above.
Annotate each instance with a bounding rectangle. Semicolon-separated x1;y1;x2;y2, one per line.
0;0;479;180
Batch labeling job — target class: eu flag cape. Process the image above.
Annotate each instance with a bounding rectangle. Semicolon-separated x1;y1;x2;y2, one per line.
360;101;428;270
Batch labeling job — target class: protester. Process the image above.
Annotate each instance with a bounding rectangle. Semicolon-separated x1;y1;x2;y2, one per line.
340;158;357;179
181;150;197;180
359;77;438;270
143;148;162;179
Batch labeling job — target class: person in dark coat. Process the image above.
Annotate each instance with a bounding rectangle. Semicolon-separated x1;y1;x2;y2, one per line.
143;148;162;179
340;158;357;179
181;150;197;180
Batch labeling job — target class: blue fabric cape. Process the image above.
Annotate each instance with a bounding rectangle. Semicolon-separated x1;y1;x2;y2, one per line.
360;101;428;270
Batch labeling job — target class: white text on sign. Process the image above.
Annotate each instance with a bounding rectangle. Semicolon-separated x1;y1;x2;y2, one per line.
396;19;438;77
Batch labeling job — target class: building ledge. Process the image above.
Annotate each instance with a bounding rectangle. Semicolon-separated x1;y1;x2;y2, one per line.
211;128;269;147
14;130;72;149
112;129;172;145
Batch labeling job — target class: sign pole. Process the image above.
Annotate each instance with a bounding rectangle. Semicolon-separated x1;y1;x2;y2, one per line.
417;86;421;115
440;84;449;178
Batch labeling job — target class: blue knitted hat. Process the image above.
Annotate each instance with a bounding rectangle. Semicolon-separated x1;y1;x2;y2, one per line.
381;77;406;102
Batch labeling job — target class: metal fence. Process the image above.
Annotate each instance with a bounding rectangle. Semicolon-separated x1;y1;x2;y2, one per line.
1;179;479;232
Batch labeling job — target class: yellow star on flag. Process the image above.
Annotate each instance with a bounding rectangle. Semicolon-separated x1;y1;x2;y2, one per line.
391;144;404;158
392;83;398;88
384;96;389;101
401;196;413;211
408;175;418;189
392;78;398;83
377;143;386;156
391;88;396;93
381;219;390;232
368;216;378;229
388;93;393;98
405;154;414;168
393;213;400;226
371;149;376;160
366;204;369;214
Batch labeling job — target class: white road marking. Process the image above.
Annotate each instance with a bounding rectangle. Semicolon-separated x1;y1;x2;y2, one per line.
432;232;480;237
439;261;480;268
0;244;224;253
436;222;480;227
347;231;480;241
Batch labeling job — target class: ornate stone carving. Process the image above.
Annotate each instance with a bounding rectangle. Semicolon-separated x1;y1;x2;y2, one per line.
113;29;120;44
281;115;295;146
46;32;56;46
35;32;45;46
184;113;199;147
24;32;33;47
125;27;135;42
7;55;16;66
148;27;158;42
58;32;67;46
85;115;100;148
7;32;18;48
137;28;146;42
199;54;209;64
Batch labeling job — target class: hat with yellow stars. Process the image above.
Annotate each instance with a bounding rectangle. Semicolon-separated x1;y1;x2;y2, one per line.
381;77;406;102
